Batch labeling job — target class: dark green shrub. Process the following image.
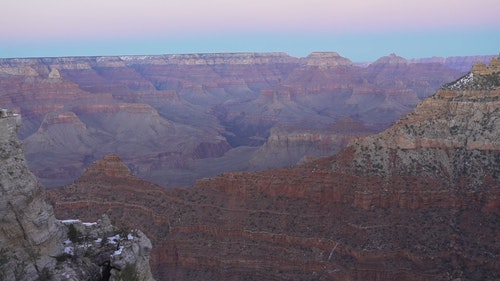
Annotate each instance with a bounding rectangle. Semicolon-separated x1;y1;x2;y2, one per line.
67;224;81;243
55;253;71;263
37;267;52;281
120;263;139;281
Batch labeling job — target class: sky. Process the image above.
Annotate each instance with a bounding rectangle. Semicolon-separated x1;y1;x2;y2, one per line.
1;0;499;62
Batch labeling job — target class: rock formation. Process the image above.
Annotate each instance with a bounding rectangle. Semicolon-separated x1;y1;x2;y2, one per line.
0;112;64;280
301;52;353;67
0;52;471;188
48;57;499;280
54;217;154;281
0;112;155;280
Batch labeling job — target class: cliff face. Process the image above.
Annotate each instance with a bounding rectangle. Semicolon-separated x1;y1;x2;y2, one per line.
0;52;470;188
0;113;63;280
0;113;155;281
48;57;500;280
249;118;373;169
347;58;499;179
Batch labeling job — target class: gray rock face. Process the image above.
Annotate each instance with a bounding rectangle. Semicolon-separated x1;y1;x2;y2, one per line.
0;114;155;281
0;114;64;280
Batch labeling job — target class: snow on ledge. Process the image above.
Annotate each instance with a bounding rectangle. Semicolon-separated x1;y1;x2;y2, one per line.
61;219;81;224
113;246;124;256
60;219;98;226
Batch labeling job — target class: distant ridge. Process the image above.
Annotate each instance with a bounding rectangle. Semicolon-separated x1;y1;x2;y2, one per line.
410;54;496;72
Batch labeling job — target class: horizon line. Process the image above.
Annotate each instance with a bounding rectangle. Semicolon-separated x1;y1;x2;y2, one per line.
0;51;497;63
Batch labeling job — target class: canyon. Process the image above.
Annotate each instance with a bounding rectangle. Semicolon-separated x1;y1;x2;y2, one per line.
47;57;500;280
0;52;493;188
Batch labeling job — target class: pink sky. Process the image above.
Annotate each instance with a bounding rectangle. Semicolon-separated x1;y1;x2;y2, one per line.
1;0;499;60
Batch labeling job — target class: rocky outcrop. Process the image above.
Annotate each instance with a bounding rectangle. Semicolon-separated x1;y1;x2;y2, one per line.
338;58;499;213
55;217;154;281
48;57;500;280
0;113;155;280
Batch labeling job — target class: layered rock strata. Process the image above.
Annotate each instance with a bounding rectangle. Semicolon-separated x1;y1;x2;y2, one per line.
49;58;499;280
0;52;469;187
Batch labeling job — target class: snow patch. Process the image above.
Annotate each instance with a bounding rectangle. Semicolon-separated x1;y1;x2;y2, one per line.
113;246;124;256
127;233;134;240
61;219;81;224
64;246;74;255
447;72;474;90
108;234;121;244
82;222;97;227
120;55;151;61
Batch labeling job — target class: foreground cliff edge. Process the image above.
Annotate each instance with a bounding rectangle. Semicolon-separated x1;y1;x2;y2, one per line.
49;57;499;280
0;114;155;280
